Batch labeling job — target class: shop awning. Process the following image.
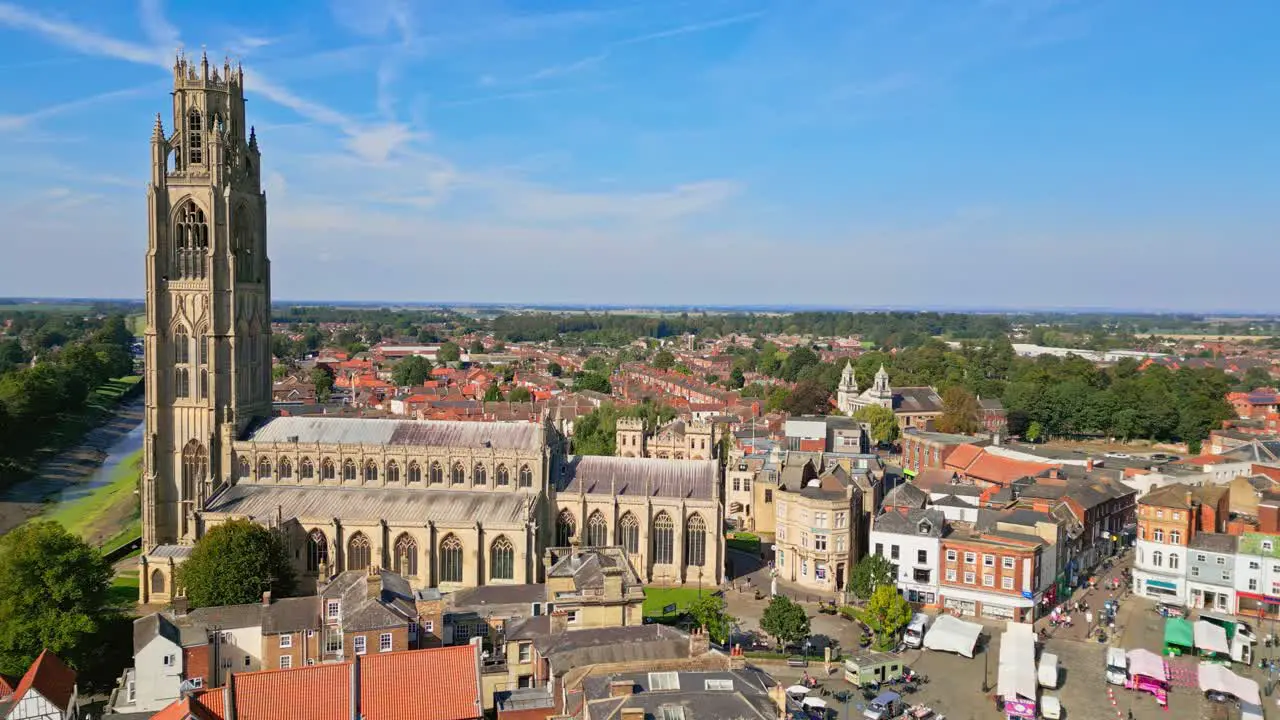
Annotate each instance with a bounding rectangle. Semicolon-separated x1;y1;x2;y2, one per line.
1164;617;1194;648
1195;621;1231;656
1146;579;1177;590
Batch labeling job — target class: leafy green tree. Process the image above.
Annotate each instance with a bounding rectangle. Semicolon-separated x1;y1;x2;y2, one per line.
0;522;113;675
392;356;433;386
759;595;810;649
437;341;461;363
848;554;896;599
310;366;334;403
689;593;734;644
1026;421;1044;442
176;520;297;609
652;350;675;370
469;339;486;354
937;386;982;434
507;387;533;403
857;585;915;651
272;365;288;381
673;363;692;376
1241;366;1273;391
583;355;609;373
782;380;830;415
729;366;746;389
547;362;563;377
854;405;900;445
574;372;612;394
484;382;504;402
780;345;820;382
764;386;791;413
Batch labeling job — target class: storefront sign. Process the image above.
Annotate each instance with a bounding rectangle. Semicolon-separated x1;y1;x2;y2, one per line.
1004;699;1037;718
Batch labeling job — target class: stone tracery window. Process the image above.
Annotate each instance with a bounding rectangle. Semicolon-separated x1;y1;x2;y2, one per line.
181;440;207;500
586;511;608;548
408;461;421;483
236;455;250;478
473;464;486;486
619;512;640;554
173;201;208;280
186;109;203;165
347;532;371;571
429;462;443;484
175;368;190;398
393;533;417;576
556;510;576;547
307;529;328;572
495;464;509;486
174;328;190;364
343;459;357;482
518;464;533;488
151;569;166;594
653;512;675;565
321;458;336;480
386;461;399;484
685;513;707;567
440;535;463;583
490;536;514;580
450;462;465;485
279;458;293;480
363;460;378;483
257;457;272;479
300;457;314;479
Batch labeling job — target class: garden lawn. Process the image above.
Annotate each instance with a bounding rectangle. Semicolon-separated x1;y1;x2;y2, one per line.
726;531;760;555
642;586;705;619
43;448;142;548
108;571;139;609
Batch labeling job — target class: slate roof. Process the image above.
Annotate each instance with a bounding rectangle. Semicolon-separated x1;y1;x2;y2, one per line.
244;416;543;451
882;482;929;510
893;387;944;414
873;508;947;537
1189;533;1239;554
546;547;642;593
133;613;181;654
557;456;716;500
320;570;417;633
204;483;533;527
532;625;690;671
448;584;546;614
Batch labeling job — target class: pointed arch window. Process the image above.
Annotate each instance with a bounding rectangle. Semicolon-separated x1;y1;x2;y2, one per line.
685;514;707;567
473;464;487;486
173;201;208;280
233;212;255;282
619;512;640;554
386;461;400;484
151;569;166;594
342;459;357;482
300;457;314;479
518;464;533;488
307;529;328;572
393;533;417;576
495;464;510;486
586;511;608;548
279;458;293;480
429;462;443;484
175;368;190;398
186;109;203;165
199;369;208;399
347;533;371;572
174;328;190;364
181;441;207;500
556;510;576;547
653;512;675;565
363;460;378;483
236;455;250;479
321;458;336;480
450;462;465;485
257;457;272;479
440;535;463;583
407;461;421;484
490;536;515;581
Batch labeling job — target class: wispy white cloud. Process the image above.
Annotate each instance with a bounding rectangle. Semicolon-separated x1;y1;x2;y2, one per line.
138;0;180;49
0;2;167;65
438;84;607;109
528;53;608;81
0;81;164;133
613;10;765;47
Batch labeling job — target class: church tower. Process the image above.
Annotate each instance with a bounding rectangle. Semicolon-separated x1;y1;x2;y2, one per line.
141;53;271;557
836;360;857;414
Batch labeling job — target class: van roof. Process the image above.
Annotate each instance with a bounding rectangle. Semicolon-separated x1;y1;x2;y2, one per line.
1106;647;1127;665
874;691;901;703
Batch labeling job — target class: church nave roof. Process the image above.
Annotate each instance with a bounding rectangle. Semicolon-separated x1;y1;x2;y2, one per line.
204;483;534;526
243;416;544;451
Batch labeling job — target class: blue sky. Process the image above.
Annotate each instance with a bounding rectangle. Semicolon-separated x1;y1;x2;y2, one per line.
1;1;1278;310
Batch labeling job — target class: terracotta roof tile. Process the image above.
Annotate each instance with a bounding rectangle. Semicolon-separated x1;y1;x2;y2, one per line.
9;650;76;712
942;443;984;471
361;644;481;719
149;693;223;720
234;661;351;720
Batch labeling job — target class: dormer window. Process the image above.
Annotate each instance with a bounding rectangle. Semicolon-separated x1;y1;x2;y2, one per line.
919;521;933;535
326;600;340;620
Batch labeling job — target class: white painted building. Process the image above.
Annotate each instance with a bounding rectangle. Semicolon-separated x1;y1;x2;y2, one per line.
1133;537;1188;603
1233;533;1280;616
110;615;184;714
870;508;945;606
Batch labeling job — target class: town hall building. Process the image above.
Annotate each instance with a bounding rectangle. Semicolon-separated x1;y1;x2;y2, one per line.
138;55;723;604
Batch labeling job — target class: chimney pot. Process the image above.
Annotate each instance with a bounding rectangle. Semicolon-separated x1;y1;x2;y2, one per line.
262;590;272;607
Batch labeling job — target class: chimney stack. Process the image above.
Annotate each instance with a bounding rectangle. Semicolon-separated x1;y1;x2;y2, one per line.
620;709;645;720
1086;458;1094;473
609;680;635;698
262;591;272;607
172;596;190;616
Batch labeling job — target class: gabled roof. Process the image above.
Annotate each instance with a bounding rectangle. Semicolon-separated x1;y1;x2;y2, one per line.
234;662;351;720
149;694;222;720
361;645;482;720
134;613;182;654
9;650;76;713
881;482;929;510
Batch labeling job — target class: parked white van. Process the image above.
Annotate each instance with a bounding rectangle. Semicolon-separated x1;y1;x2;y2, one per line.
903;614;929;649
1105;647;1128;685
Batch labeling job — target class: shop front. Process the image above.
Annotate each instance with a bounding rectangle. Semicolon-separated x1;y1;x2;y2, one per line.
943;596;977;617
942;586;1037;622
1236;591;1280;620
897;581;938;607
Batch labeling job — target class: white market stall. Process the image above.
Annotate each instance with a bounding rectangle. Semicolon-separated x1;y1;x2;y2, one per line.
922;614;983;658
1194;620;1232;660
1198;662;1260;706
997;622;1038;720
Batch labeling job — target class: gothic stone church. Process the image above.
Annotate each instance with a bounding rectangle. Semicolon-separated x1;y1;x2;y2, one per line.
138;56;724;603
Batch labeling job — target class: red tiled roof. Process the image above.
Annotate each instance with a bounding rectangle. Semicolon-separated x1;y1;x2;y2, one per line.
1174;454;1230;467
361;645;481;720
942;443;984;471
149;693;223;720
235;662;352;720
0;673;15;698
963;453;1057;487
9;650;76;712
